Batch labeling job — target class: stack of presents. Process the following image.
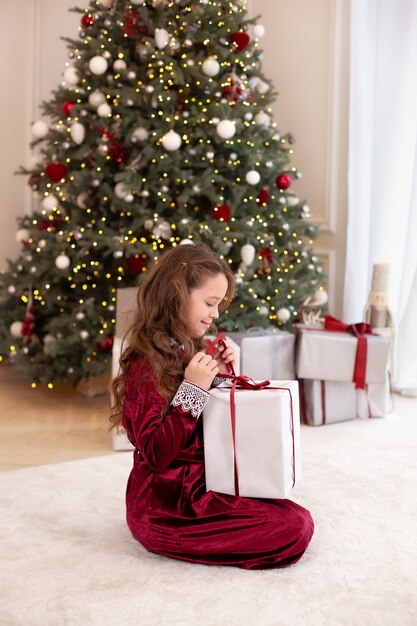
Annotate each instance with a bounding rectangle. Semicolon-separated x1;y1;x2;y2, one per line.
111;288;392;500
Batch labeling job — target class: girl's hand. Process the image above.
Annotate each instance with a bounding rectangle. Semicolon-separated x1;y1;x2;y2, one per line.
211;343;235;375
184;352;219;390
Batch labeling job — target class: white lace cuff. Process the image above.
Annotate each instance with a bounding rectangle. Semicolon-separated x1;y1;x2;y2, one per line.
171;380;209;418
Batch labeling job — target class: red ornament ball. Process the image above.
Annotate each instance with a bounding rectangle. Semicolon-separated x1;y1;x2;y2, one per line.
61;101;74;116
127;256;146;274
81;14;93;27
211;204;231;222
97;336;113;352
229;32;250;51
45;162;68;183
257;187;269;206
276;174;292;190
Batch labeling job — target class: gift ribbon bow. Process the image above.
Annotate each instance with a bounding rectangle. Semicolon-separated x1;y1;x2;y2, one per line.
324;315;373;390
204;332;227;357
216;339;296;497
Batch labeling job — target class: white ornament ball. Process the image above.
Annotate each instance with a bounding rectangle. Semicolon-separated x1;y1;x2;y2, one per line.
89;55;108;75
255;111;271;127
277;307;291;323
245;170;261;185
253;24;266;38
31;120;49;139
42;194;59;211
63;67;79;85
244;112;253;121
155;28;169;49
240;243;256;266
38;239;46;248
259;306;269;316
75;312;85;321
113;59;127;72
153;220;172;239
114;182;128;199
124;193;134;203
15;229;30;244
10;321;24;338
144;219;154;230
202;57;220;77
88;90;106;107
55;254;70;270
70;122;85;145
179;239;195;245
97;102;112;117
7;285;16;294
256;79;270;94
162;129;182;151
127;70;137;80
131;127;149;142
80;330;89;340
216;119;236;139
113;250;123;259
313;289;328;305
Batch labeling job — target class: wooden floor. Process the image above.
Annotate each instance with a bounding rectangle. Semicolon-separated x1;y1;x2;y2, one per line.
0;365;115;472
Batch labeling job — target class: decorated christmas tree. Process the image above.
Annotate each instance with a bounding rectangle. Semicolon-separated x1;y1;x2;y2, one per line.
0;0;326;386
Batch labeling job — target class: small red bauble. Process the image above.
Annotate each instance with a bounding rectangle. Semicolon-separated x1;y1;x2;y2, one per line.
97;336;113;352
211;204;231;222
61;101;74;116
229;32;250;51
127;256;146;274
257;187;269;205
45;162;68;183
276;174;292;190
81;14;93;27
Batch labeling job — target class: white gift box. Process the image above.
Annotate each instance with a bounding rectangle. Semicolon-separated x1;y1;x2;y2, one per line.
295;328;390;384
203;380;301;499
299;377;389;426
111;288;138;451
241;331;295;380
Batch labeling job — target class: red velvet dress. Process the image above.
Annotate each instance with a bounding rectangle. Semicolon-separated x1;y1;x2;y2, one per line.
122;356;314;570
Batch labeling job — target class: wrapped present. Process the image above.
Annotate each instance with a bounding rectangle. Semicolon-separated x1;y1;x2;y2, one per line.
203;378;301;499
205;332;241;375
111;288;138;451
296;315;391;424
241;330;295;380
299;376;389;426
296;316;390;386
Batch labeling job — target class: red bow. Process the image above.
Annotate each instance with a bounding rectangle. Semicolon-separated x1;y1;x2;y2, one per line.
324;315;373;390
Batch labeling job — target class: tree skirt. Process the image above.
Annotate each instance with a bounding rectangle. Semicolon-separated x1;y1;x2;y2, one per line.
1;405;416;626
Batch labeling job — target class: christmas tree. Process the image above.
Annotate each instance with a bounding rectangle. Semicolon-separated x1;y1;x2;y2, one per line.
0;0;326;387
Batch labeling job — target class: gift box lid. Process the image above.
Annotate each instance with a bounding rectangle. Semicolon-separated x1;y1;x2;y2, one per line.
295;328;390;384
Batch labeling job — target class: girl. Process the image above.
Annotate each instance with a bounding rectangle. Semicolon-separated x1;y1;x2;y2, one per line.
111;244;313;569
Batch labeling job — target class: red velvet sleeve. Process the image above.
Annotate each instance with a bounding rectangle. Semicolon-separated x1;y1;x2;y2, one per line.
122;358;207;472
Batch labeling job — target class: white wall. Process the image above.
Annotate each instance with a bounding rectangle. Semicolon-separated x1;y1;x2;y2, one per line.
0;0;349;317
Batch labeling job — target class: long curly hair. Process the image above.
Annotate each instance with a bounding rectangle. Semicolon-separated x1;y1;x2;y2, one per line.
110;244;235;427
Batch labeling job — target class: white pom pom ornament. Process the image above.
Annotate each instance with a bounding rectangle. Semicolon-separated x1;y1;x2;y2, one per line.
89;56;108;75
55;254;71;270
216;120;236;139
31;120;49;139
10;321;24;338
202;57;220;77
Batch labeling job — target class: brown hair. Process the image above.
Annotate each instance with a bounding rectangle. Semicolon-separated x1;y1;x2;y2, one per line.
110;243;235;427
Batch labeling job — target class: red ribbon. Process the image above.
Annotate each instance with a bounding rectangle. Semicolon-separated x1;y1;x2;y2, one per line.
216;340;296;497
204;332;227;357
324;315;373;390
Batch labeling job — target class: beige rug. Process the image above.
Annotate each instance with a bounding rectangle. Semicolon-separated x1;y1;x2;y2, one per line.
1;398;417;626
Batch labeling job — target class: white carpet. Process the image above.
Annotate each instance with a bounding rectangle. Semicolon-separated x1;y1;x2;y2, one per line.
1;400;417;626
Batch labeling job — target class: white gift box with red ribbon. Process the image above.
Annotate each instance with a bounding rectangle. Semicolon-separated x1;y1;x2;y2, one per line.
203;379;301;499
296;318;391;423
240;331;295;380
299;377;390;426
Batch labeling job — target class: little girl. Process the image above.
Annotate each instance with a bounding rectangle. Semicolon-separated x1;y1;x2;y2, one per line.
111;244;314;569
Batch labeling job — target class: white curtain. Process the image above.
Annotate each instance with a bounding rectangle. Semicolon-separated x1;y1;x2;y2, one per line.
344;0;417;392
